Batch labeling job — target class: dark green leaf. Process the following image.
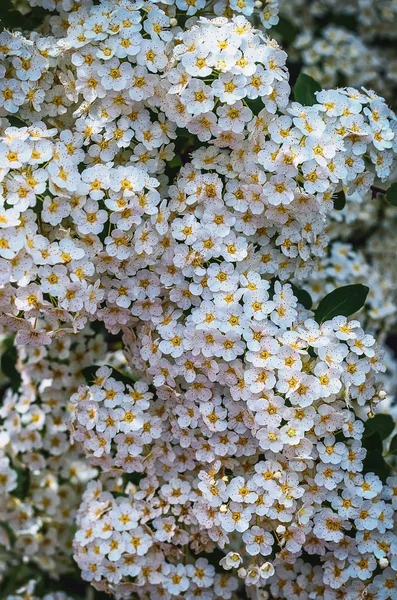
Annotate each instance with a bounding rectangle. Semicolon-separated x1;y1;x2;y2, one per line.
0;0;14;11
333;190;346;211
246;97;263;116
272;16;297;45
363;450;390;483
364;414;395;441
1;343;21;391
110;368;139;387
81;365;99;384
0;3;47;32
13;467;30;500
168;155;182;168
293;73;321;107
25;7;48;30
389;434;397;455
0;1;25;30
125;472;143;486
386;182;397;206
362;431;383;453
334;430;346;444
82;365;138;387
332;13;358;31
314;284;369;323
291;284;313;310
0;521;16;546
335;70;348;89
0;565;39;599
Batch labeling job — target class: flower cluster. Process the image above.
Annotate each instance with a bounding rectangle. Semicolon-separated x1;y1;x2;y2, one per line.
0;326;104;580
304;242;396;334
71;311;397;598
0;0;294;343
300;237;397;416
277;0;397;104
368;212;397;310
279;0;397;41
293;26;383;92
4;580;73;600
0;0;397;598
0;10;395;340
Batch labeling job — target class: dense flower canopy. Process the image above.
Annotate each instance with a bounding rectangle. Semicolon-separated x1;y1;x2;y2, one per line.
1;1;397;600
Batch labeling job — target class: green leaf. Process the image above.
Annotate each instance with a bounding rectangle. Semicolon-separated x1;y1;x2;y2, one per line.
125;472;143;486
272;16;297;45
386;182;397;206
293;73;321;107
389;433;397;455
362;431;383;453
364;414;395;441
25;7;48;31
0;565;39;599
333;190;346;211
291;284;313;310
246;97;264;116
0;3;47;32
332;13;358;31
0;1;25;30
81;365;99;384
314;284;369;323
168;155;182;168
82;365;138;388
363;450;390;483
13;467;30;500
1;343;21;391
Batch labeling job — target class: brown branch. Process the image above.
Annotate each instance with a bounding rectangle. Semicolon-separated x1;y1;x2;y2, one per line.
371;185;386;199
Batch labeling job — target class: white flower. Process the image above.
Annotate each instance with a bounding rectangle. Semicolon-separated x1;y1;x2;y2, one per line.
218;502;253;533
217;101;252;133
242;526;273;556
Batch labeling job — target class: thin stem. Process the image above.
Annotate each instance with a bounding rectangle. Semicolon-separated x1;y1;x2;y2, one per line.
385;461;397;473
371;185;386;198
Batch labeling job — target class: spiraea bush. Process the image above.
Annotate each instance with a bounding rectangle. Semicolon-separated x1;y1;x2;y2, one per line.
1;1;397;600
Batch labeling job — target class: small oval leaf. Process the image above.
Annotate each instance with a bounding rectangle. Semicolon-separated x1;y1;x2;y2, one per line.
273;16;297;45
1;343;21;391
364;414;395;441
315;284;369;323
362;431;383;453
293;73;322;107
386;182;397;206
82;365;138;387
363;450;390;483
333;190;346;211
291;284;313;310
389;433;397;455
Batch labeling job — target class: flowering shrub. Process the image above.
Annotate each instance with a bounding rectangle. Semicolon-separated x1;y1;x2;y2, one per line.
1;1;397;599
